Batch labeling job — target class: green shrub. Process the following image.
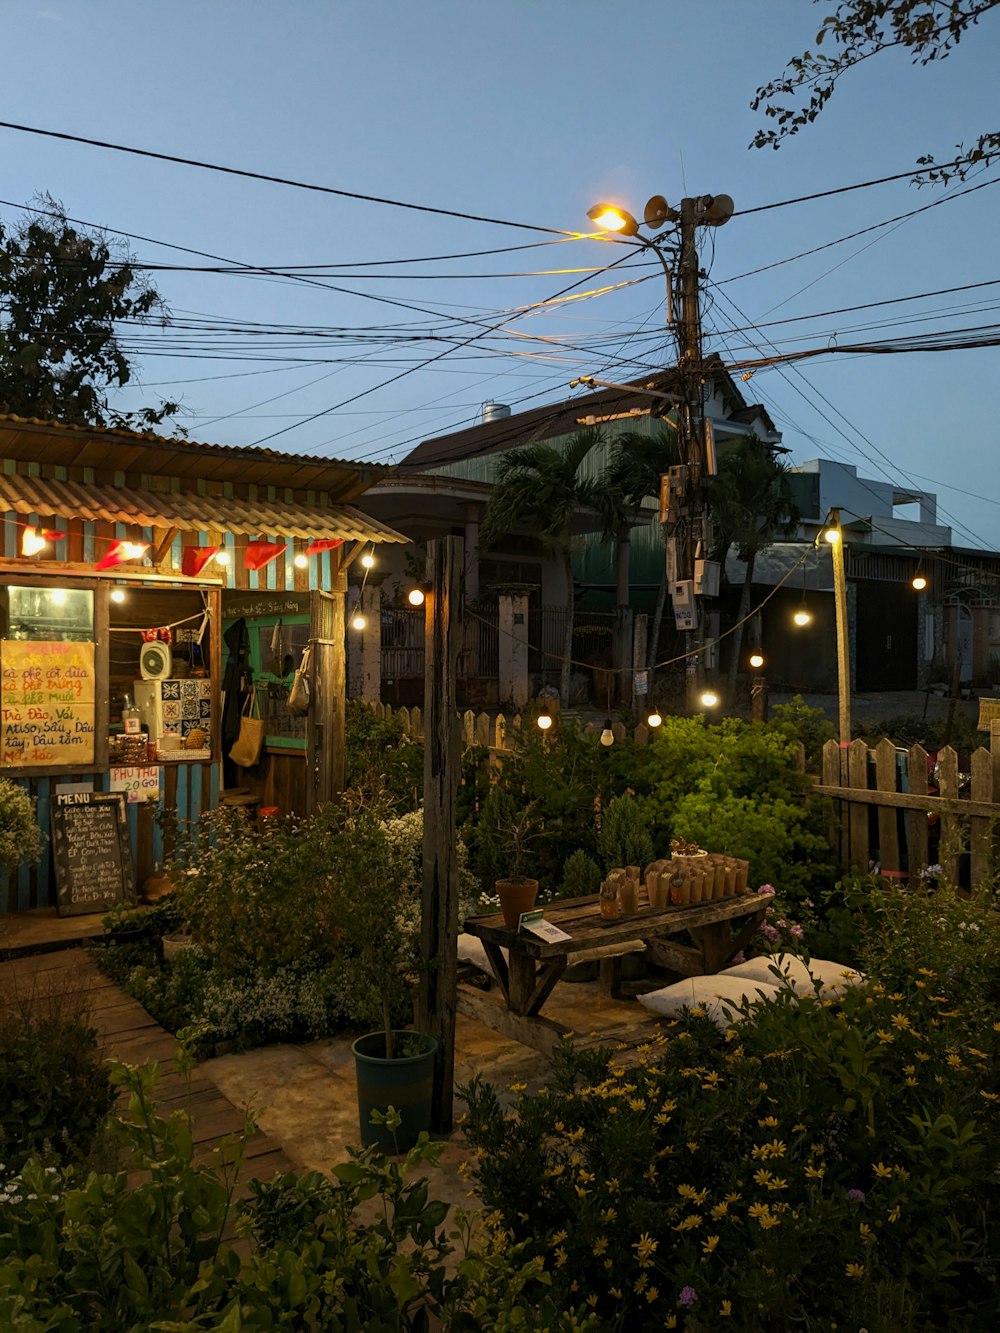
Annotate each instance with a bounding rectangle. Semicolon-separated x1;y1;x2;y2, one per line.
0;1064;598;1330
345;699;424;812
557;849;602;900
0;984;113;1175
597;793;654;872
766;695;836;770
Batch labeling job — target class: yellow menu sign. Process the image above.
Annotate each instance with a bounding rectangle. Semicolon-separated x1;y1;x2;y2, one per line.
1;640;96;766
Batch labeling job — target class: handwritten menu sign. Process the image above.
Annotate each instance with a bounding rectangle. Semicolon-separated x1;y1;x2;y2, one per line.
110;765;162;803
1;640;96;767
50;792;133;916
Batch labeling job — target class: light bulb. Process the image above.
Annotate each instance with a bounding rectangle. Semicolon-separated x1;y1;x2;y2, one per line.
110;588;126;604
214;549;231;566
361;550;376;569
122;541;148;561
793;609;813;627
351;613;367;631
21;526;47;557
912;574;927;591
600;718;615;747
537;707;553;732
646;710;662;729
749;652;765;670
294;553;309;569
824;527;841;544
50;588;67;606
699;689;720;709
407;587;425;607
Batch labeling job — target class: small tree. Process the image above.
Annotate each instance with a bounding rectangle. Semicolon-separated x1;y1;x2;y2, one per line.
0;197;178;429
0;778;43;877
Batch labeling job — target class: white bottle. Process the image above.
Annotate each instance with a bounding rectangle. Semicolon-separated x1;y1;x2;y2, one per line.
123;693;142;735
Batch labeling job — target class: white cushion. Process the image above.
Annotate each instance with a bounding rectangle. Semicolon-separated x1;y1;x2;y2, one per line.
457;933;507;979
723;953;863;1000
638;975;781;1029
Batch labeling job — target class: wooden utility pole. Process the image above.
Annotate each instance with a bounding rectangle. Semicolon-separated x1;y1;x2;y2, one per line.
419;536;463;1133
829;510;852;746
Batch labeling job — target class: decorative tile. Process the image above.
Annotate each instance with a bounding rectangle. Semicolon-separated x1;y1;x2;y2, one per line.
161;680;181;700
162;700;182;722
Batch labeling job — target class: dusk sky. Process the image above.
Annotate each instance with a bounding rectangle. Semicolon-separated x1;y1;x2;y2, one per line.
3;1;998;547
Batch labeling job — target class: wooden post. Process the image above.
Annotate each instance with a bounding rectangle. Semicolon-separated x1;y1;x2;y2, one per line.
307;558;346;811
830;512;851;746
419;536;463;1133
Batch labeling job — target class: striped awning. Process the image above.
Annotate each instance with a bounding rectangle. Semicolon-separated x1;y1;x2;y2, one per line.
0;474;408;544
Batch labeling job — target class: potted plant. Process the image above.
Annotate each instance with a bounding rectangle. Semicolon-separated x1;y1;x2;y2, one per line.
0;778;43;880
475;787;543;927
334;805;438;1153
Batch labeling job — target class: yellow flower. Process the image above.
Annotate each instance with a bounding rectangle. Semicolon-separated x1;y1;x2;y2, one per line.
875;1030;895;1044
601;1208;617;1224
980;1091;1000;1103
546;1164;565;1179
592;1236;608;1256
586;1294;599;1309
567;1127;585;1142
792;1122;806;1133
553;1246;567;1268
604;1257;613;1270
665;1317;677;1329
753;1168;774;1187
645;1286;659;1303
805;1165;825;1179
604;1177;620;1192
687;1141;699;1154
634;1233;658;1264
550;1230;568;1247
710;1202;730;1220
674;1215;702;1232
748;1201;771;1219
890;1013;911;1029
720;1299;733;1317
905;1077;918;1088
575;1185;589;1198
703;1234;720;1254
578;1169;594;1185
508;1081;527;1093
752;1139;787;1160
888;1205;901;1223
859;1223;875;1243
845;1262;865;1279
946;1053;964;1069
758;1115;779;1128
610;1287;623;1301
633;1272;648;1293
654;1112;673;1126
629;1097;647;1112
758;1214;781;1229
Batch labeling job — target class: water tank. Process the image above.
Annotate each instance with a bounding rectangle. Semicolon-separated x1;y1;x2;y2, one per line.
482;400;511;423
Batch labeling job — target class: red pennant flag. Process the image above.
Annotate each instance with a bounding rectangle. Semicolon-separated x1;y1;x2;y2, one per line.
244;540;287;572
182;546;221;577
96;539;149;571
305;537;344;556
41;528;66;543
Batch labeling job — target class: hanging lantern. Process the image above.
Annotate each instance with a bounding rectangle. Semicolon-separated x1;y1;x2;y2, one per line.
305;537;345;556
181;546;221;578
96;539;149;571
244;540;287;572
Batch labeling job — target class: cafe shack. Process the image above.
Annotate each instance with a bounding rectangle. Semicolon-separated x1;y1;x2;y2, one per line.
0;415;408;915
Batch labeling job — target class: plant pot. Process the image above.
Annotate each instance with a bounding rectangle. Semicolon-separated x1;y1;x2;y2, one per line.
161;931;194;963
352;1030;438;1153
495;877;539;928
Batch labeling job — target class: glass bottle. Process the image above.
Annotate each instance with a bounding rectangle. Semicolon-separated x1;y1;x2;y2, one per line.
122;693;142;735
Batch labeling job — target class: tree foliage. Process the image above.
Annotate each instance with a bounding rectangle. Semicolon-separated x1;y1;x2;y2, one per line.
0;198;178;429
751;0;1000;181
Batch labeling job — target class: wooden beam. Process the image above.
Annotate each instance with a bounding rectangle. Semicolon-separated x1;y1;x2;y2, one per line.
150;526;179;567
456;984;572;1058
813;785;1000;819
418;536;463;1133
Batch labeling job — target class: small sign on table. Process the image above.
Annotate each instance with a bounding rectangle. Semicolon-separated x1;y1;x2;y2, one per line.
518;909;572;943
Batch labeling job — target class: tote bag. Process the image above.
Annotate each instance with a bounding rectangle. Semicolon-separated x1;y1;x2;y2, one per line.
230;686;265;768
286;645;312;716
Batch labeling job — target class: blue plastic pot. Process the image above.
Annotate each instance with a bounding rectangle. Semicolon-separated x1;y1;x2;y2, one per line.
352;1030;438;1153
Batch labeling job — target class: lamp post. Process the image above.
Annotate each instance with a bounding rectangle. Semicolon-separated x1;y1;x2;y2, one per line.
825;512;852;747
586;192;733;712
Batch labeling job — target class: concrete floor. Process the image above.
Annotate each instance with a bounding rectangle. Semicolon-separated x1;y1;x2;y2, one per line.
204;977;645;1210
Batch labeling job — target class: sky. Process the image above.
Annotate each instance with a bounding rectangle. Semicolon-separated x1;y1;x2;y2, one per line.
2;0;999;549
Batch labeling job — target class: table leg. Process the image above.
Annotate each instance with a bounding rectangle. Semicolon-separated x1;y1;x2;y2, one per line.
508;952;538;1015
598;955;624;998
691;909;766;973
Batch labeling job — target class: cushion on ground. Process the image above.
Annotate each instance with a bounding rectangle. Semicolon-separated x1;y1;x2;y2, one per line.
638;974;782;1029
457;933;507;980
722;953;863;999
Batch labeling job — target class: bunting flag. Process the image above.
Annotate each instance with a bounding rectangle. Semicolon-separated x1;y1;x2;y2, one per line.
20;525;67;556
96;539;150;571
305;537;344;556
181;545;221;578
244;539;287;572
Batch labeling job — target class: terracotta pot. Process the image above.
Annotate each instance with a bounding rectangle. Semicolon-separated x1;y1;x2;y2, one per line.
496;877;539;928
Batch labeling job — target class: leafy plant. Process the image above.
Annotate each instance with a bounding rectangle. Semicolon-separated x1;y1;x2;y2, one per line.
596;792;654;872
557;848;602;900
472;785;546;887
0;777;42;877
345;698;424;813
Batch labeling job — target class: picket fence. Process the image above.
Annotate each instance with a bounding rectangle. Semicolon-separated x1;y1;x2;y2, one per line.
370;704;1000;888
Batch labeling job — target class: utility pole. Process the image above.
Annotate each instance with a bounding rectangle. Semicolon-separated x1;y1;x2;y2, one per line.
828;510;852;746
676;196;707;713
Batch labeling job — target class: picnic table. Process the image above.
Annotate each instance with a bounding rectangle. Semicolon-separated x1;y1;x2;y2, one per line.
462;891;769;1019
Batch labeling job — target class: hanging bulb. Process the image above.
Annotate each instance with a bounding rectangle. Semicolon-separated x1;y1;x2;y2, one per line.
749;652;765;670
646;709;662;729
824;526;841;545
699;689;720;709
912;572;927;591
351;613;367;631
361;548;376;569
600;717;615;746
110;588;126;604
21;526;47;557
537;705;553;732
122;541;149;561
793;608;813;627
50;588;67;606
407;586;426;607
294;553;309;570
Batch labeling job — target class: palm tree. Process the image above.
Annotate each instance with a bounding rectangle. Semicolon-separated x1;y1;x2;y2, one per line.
707;435;800;689
601;422;682;686
480;429;602;706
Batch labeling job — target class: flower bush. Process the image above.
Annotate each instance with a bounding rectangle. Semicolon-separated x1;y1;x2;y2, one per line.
0;777;42;877
461;886;1000;1330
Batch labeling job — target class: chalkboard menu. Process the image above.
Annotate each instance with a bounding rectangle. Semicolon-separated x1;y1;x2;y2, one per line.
50;792;134;916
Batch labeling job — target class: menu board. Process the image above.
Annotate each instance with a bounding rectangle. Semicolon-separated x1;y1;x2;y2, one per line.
50;791;133;916
0;640;96;767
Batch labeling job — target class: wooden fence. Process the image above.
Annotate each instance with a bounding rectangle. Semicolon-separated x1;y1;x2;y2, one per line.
371;705;1000;888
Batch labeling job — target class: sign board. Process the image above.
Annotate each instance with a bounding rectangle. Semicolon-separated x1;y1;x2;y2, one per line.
110;765;162;803
1;640;96;766
50;792;133;916
634;670;649;696
977;697;1000;732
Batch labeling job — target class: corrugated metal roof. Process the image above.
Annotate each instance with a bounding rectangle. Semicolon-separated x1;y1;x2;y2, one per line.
0;415;393;498
0;474;409;544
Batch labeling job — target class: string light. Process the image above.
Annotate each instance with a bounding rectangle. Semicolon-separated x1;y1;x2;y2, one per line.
110;588;126;604
749;652;765;669
361;548;376;569
21;526;47;557
599;717;615;746
351;613;367;631
49;588;67;606
536;705;553;731
646;709;662;728
912;571;927;591
214;549;231;566
407;586;426;607
293;553;309;569
699;689;720;709
793;607;813;627
824;525;842;545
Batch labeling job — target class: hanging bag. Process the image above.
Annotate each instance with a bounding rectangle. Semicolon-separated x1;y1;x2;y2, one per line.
230;685;265;767
286;644;312;716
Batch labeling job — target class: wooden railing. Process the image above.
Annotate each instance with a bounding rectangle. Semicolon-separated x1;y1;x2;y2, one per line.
814;737;1000;888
